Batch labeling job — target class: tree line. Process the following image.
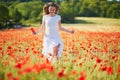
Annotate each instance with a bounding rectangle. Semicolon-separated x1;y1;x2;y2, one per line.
0;0;120;29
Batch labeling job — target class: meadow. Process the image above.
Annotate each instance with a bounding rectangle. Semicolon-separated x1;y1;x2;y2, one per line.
0;17;120;80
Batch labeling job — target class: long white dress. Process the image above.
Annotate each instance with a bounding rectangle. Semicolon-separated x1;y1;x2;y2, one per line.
42;14;64;61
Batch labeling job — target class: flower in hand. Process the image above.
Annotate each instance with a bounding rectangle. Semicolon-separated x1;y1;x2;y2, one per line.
30;28;36;34
70;30;74;34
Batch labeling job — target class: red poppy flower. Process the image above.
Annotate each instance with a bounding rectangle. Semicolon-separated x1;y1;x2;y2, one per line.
57;69;65;78
118;66;120;75
30;28;35;33
78;72;86;80
24;67;33;73
71;70;77;75
0;47;2;50
7;46;12;49
107;66;113;75
96;58;102;63
78;75;85;80
7;72;12;78
46;65;54;73
13;77;19;80
14;63;22;69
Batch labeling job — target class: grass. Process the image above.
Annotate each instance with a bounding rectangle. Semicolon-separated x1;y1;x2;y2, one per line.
75;17;120;26
63;17;120;32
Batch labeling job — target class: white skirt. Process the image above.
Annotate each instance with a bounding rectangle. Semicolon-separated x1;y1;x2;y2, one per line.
42;35;64;61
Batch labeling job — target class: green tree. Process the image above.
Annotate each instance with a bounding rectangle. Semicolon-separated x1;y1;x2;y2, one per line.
0;4;9;29
107;3;120;18
14;1;43;23
60;1;75;23
88;1;101;17
9;7;22;24
79;0;91;16
99;1;110;17
69;0;78;16
79;0;100;17
74;0;83;16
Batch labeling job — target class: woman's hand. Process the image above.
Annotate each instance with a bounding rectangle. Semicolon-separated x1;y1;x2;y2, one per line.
70;30;74;34
33;31;37;35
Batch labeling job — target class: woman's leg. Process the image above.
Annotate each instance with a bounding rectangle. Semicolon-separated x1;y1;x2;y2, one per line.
53;43;60;59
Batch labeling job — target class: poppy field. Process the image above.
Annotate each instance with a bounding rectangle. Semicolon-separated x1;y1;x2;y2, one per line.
0;27;120;80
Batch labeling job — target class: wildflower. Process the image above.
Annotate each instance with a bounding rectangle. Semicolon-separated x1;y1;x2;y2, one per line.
99;65;107;71
13;77;19;80
39;54;44;58
94;64;97;68
78;75;85;80
46;65;54;73
78;72;86;80
14;63;22;69
74;59;77;63
118;66;120;75
96;58;102;63
7;46;12;49
7;72;12;78
30;28;35;33
24;67;33;73
71;70;77;75
107;66;113;75
18;70;24;75
57;69;65;78
0;47;2;50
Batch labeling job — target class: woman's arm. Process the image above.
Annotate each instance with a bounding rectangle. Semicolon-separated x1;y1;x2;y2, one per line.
34;20;45;34
58;20;74;34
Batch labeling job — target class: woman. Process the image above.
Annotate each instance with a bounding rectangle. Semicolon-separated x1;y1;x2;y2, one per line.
33;2;74;62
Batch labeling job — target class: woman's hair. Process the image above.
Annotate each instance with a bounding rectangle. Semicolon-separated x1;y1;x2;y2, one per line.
43;2;60;15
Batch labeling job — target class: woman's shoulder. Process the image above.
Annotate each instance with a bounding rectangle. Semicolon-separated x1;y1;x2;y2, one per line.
43;15;48;17
55;14;61;19
56;14;61;20
56;14;61;17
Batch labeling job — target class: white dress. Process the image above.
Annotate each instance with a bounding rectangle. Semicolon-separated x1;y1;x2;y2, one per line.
42;14;64;61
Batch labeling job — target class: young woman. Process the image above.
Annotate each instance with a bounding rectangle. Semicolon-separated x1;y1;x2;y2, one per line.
33;2;74;62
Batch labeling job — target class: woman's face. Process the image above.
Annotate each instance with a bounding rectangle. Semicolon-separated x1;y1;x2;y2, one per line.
48;6;56;14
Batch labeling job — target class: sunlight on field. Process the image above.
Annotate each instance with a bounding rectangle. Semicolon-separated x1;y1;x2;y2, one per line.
62;25;120;32
62;17;120;32
75;17;120;26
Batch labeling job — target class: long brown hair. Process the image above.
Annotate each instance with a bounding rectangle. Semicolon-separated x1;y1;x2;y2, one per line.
43;2;60;15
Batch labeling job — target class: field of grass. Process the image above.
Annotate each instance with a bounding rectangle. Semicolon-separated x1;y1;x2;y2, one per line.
63;17;120;32
0;17;120;80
